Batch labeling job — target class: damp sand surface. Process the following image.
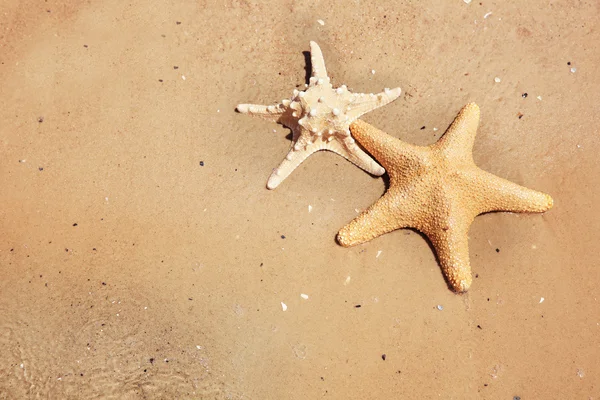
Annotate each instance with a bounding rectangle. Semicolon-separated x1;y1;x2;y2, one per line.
1;1;599;399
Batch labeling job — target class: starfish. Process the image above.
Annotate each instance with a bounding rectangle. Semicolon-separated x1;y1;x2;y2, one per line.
236;41;401;189
337;103;553;292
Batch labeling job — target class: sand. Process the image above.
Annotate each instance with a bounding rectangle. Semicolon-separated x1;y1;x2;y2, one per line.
1;0;599;399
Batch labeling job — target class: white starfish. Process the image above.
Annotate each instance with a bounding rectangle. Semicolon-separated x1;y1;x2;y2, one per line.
237;41;401;189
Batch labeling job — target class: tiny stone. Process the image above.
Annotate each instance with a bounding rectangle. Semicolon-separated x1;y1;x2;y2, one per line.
381;354;386;361
464;0;472;3
300;293;309;300
570;67;577;73
522;93;528;98
494;77;501;83
436;305;443;311
199;161;204;166
281;302;287;311
317;19;325;26
513;397;521;400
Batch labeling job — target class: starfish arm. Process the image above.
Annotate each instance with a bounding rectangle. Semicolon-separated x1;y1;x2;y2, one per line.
337;190;412;247
424;216;474;293
435;103;480;160
345;88;402;120
236;103;285;122
266;135;319;189
326;139;385;176
350;120;417;171
473;170;554;214
309;41;328;80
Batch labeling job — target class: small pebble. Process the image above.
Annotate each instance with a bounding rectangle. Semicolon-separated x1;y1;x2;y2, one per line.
371;69;375;75
300;293;309;300
570;67;577;73
494;77;501;83
537;95;542;100
376;250;382;258
539;297;544;303
281;302;287;311
464;0;472;3
308;205;313;213
317;19;325;26
381;354;386;361
436;305;443;311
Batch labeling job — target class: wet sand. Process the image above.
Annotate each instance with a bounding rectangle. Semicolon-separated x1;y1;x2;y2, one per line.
1;1;599;398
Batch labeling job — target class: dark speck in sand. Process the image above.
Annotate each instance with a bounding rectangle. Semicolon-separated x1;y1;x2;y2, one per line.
281;235;286;239
199;161;204;166
38;117;44;123
496;248;500;253
381;354;386;361
522;93;528;98
355;304;361;308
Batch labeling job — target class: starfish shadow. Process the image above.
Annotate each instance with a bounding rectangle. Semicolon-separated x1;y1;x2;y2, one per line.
302;51;312;85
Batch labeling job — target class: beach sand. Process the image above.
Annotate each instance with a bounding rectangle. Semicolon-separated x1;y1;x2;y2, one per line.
1;1;599;398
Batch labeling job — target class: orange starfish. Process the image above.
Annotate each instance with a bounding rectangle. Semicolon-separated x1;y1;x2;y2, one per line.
337;103;553;292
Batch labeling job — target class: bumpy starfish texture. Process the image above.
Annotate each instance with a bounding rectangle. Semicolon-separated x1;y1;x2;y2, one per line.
236;41;401;189
337;103;553;292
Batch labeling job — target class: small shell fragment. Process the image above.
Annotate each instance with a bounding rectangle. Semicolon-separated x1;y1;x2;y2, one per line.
281;302;287;311
300;293;309;300
494;77;501;83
